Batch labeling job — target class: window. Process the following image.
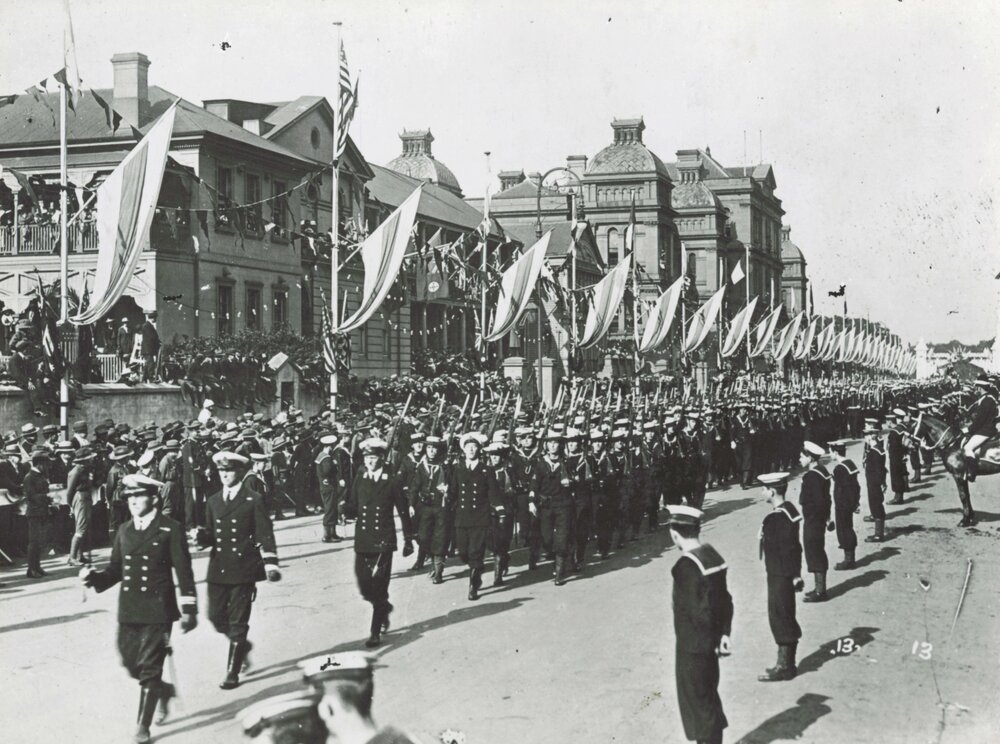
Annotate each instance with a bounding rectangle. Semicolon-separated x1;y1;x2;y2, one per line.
359;326;368;358
245;174;262;233
310;127;321;150
272;289;288;330
217;284;234;335
272;180;287;232
216;167;233;228
607;227;620;267
300;282;313;336
245;286;262;331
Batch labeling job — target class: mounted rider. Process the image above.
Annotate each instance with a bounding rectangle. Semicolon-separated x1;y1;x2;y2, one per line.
962;374;999;482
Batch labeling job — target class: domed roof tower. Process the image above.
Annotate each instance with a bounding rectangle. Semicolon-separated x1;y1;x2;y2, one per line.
386;129;463;197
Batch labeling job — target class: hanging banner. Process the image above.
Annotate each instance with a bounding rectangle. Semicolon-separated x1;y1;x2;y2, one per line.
337;186;422;333
794;316;819;360
579;254;632;349
637;275;683;353
683;285;726;353
72;103;177;325
772;311;804;360
721;297;758;357
749;304;784;357
485;231;551;342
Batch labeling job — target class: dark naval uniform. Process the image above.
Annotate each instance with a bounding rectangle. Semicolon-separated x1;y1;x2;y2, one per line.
348;467;414;640
89;511;197;685
832;459;861;560
863;443;887;541
448;458;499;599
760;502;802;646
799;466;831;574
672;544;732;744
410;457;451;580
529;454;574;582
886;427;909;501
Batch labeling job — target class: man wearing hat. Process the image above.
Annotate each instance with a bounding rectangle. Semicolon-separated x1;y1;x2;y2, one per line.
563;428;593;572
141;311;161;382
588;429;615;560
198;451;281;689
81;473;197;744
448;432;499;601
116;316;133;363
798;442;832;602
828;440;861;570
106;444;133;540
66;446;96;566
962;374;999;482
179;422;208;533
485;440;516;586
885;413;909;505
862;426;888;542
300;652;419;744
528;430;574;585
667;505;732;744
510;426;537;549
348;438;414;647
731;404;756;489
239;689;326;744
756;473;804;682
71;419;89;450
23;450;53;578
316;433;346;543
408;435;451;581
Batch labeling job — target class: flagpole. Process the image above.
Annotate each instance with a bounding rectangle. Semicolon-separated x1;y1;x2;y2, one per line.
569;190;577;391
480;152;490;403
329;21;342;424
630;190;639;398
744;242;751;374
59;78;69;436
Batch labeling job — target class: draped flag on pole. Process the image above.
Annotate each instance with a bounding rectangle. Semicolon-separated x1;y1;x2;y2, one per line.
795;316;819;359
823;327;844;362
684;285;726;353
638;275;683;353
334;39;358;162
837;328;852;363
749;304;783;357
772;312;804;360
811;322;833;361
579;254;632;349
337;186;422;333
721;297;758;357
485;231;552;342
730;259;745;285
62;0;82;110
71;104;177;326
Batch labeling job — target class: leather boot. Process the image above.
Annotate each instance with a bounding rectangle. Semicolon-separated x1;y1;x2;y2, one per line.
412;548;426;572
835;549;855;571
431;557;444;584
501;554;510;577
365;605;382;648
865;519;885;542
554;556;566;586
135;684;160;744
758;644;796;682
888;492;904;505
528;550;538;571
803;572;827;602
757;646;786;682
785;642;798;678
967;456;977;483
468;569;480;601
493;559;504;587
155;681;175;725
219;640;247;690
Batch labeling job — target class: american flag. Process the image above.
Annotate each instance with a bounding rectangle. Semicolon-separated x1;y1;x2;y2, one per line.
320;298;337;374
334;40;358;162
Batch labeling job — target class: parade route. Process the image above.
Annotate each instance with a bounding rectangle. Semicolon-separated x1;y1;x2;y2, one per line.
2;440;997;744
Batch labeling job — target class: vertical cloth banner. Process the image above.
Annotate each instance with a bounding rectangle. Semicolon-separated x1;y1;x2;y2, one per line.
794;316;819;360
485;231;552;342
337;186;422;333
684;285;726;353
71;104;177;326
578;254;632;349
721;297;758;357
638;275;684;353
772;312;804;360
749;304;784;357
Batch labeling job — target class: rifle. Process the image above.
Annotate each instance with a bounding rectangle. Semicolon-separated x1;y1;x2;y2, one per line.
505;391;523;450
444;393;471;449
602;378;614;418
487;388;510;441
386;392;413;452
430;395;446;435
468;393;480;430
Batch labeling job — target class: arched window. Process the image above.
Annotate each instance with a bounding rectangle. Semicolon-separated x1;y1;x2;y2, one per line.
607;227;620;267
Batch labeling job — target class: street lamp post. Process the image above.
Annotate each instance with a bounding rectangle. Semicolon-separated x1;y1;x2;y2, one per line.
535;168;584;398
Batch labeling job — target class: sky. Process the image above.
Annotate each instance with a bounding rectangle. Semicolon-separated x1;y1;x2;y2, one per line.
2;0;999;344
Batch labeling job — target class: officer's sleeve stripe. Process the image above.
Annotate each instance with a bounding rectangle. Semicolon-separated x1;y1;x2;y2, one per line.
180;596;197;606
261;551;278;560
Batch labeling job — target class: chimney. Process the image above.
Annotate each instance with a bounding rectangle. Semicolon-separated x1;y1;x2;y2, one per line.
781;225;791;241
611;117;645;145
400;129;434;157
566;154;588;179
111;52;151;129
498;170;526;191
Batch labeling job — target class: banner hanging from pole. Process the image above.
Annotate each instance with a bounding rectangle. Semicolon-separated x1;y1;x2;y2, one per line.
749;304;784;357
721;297;758;357
637;275;683;353
684;285;726;353
578;255;631;349
71;103;177;325
485;231;551;342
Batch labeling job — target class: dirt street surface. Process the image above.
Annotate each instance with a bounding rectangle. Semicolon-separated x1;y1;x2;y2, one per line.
2;438;998;744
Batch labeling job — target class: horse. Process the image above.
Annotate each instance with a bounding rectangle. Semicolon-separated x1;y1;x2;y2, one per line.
913;412;1000;527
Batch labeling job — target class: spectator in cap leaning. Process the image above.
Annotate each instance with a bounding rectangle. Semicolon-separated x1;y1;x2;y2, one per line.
23;450;54;579
300;652;420;744
66;446;97;566
316;432;346;543
666;505;732;744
